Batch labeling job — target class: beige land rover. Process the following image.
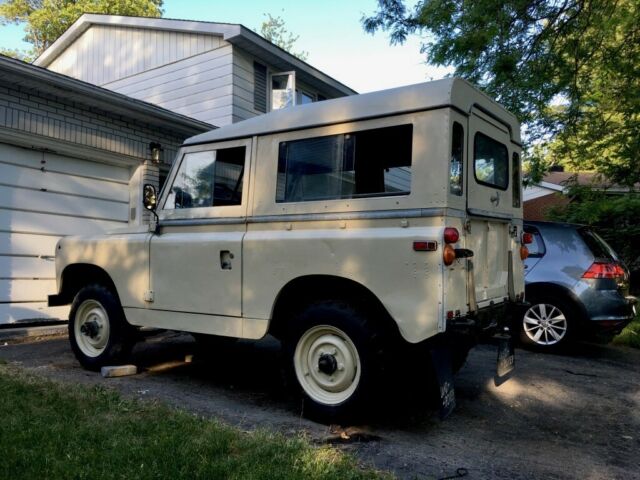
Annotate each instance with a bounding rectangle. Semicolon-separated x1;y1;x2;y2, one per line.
49;78;528;421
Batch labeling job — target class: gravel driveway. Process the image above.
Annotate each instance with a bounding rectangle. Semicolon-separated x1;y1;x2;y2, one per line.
1;331;639;480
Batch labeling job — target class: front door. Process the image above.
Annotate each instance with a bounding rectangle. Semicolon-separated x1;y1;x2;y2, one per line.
466;109;517;304
149;139;251;317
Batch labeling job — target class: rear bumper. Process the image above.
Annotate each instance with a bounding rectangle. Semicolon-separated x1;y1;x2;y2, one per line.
584;294;637;334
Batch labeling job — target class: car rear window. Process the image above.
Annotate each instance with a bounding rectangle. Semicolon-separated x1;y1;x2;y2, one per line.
578;228;619;261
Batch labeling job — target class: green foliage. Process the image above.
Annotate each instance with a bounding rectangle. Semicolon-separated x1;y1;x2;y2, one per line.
613;316;640;349
363;1;640;186
0;0;163;59
260;13;309;61
548;184;640;270
0;364;386;480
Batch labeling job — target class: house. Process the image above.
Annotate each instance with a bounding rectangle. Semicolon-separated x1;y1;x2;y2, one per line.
34;14;357;129
523;168;637;220
0;55;210;324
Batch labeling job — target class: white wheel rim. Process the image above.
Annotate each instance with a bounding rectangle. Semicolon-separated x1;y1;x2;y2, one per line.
74;299;110;357
294;325;361;405
523;303;568;346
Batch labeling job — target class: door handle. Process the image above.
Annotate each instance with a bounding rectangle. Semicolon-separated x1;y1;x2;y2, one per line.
220;250;234;270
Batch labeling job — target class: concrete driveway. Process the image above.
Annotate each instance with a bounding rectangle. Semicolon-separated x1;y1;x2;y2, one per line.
1;331;639;480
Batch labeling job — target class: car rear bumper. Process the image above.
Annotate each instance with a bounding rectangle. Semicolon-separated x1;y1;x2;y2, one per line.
584;294;637;334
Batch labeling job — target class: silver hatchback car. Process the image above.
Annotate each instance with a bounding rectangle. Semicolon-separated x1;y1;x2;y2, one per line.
521;221;637;350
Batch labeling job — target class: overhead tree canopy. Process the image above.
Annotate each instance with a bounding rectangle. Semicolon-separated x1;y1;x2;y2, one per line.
259;13;308;61
363;0;640;186
0;0;164;61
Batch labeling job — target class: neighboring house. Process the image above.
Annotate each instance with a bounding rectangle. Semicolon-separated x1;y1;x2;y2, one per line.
523;168;637;221
34;14;357;130
0;55;210;324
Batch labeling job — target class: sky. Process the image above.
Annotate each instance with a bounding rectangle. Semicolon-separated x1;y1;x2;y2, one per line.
0;0;452;93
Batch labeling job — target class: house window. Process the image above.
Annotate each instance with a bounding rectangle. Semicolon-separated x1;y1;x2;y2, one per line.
512;152;521;207
474;132;508;190
164;147;245;209
296;89;315;105
276;124;412;203
271;72;295;110
450;121;464;196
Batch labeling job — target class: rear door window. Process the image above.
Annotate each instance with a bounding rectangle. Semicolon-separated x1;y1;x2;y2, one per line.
474;132;508;190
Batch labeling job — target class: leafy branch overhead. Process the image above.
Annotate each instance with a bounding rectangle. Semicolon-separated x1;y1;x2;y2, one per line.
363;0;640;186
0;0;164;61
260;13;309;61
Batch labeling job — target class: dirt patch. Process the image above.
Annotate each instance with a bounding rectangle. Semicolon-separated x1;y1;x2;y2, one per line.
1;332;639;479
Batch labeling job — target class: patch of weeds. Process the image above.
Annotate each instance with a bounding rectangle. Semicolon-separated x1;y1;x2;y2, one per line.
612;317;640;349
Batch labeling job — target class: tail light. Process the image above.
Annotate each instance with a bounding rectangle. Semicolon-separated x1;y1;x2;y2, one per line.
520;245;529;260
443;227;459;265
582;262;625;279
522;232;533;244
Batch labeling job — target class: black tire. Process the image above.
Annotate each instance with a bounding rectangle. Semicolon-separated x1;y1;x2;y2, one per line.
68;284;135;371
282;300;386;423
519;294;575;351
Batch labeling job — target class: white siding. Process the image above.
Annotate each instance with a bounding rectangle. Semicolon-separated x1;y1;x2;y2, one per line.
104;46;235;126
48;25;222;86
0;143;131;322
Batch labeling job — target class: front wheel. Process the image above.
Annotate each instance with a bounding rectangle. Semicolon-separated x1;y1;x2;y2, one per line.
520;296;574;350
69;285;135;371
283;301;384;422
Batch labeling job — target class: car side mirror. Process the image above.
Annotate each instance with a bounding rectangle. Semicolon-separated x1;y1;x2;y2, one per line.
143;184;157;211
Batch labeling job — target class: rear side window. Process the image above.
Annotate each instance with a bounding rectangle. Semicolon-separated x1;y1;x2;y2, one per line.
276;124;412;203
450;122;464;196
474;133;508;190
512;153;521;207
524;226;545;257
579;229;619;261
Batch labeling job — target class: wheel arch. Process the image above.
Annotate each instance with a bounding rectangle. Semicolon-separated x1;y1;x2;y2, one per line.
56;263;121;306
267;274;401;341
525;282;588;324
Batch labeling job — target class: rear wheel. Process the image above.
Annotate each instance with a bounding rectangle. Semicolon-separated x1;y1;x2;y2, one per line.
69;284;135;370
283;300;385;423
520;296;574;350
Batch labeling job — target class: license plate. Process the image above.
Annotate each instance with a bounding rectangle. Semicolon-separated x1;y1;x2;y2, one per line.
494;334;515;386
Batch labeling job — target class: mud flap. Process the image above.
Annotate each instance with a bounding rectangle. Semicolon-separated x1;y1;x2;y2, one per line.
494;330;515;387
429;347;456;419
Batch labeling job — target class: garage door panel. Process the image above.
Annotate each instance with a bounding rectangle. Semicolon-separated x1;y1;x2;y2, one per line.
0;185;128;222
0;144;131;182
0;302;69;323
0;162;129;200
0;278;56;302
0;256;56;279
0;232;60;256
0;209;127;236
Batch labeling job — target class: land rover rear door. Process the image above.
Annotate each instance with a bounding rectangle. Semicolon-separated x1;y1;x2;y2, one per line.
466;108;516;306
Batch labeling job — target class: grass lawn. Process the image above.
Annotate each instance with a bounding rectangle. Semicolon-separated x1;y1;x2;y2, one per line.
0;363;388;480
612;314;640;349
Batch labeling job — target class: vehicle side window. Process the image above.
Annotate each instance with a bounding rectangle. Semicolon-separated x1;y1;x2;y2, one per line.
474;132;508;190
525;226;545;257
164;146;245;210
276;124;412;203
512;152;521;207
450;122;464;196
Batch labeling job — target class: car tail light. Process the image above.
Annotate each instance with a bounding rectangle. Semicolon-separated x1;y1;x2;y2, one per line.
522;232;533;244
443;244;456;265
582;262;625;279
443;227;459;244
520;245;529;260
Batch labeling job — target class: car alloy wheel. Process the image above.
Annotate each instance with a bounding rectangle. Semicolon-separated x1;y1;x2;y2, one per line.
523;303;568;346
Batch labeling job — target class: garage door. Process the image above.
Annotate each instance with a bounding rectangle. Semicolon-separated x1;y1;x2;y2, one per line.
0;143;132;324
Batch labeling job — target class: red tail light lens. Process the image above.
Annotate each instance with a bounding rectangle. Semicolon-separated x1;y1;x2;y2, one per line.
522;232;533;245
444;227;460;244
582;262;625;279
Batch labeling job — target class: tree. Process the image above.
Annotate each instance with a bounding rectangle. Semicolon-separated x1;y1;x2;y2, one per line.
259;13;308;61
363;1;640;185
0;0;163;61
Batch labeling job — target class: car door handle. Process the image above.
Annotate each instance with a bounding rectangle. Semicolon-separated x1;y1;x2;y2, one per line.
220;250;234;270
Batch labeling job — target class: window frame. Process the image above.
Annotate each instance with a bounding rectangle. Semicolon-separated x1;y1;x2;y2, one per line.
473;132;509;191
270;71;296;111
157;138;252;221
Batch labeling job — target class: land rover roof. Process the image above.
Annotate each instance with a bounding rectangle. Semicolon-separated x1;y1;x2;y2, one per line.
184;78;521;146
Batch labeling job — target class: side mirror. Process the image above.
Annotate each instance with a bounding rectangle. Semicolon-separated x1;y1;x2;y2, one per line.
143;184;157;211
